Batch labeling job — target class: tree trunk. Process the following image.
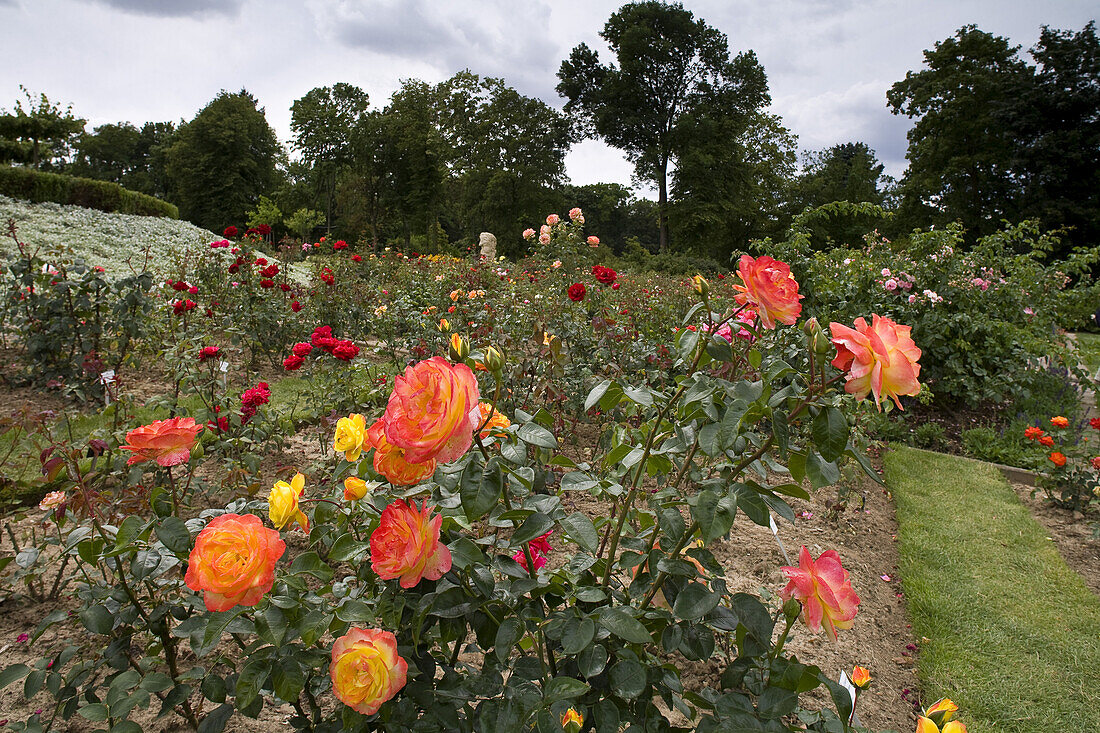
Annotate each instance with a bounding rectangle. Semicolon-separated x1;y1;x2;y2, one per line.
658;156;669;253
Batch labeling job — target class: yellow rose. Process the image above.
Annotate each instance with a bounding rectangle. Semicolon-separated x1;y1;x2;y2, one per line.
334;413;368;461
268;473;308;533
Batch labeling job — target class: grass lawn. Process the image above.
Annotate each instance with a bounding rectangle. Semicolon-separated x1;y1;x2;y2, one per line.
886;446;1100;732
1075;332;1100;376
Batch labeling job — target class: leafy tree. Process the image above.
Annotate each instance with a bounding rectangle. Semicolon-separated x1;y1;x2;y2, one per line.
0;86;86;169
557;1;768;251
382;80;445;250
290;84;371;233
435;72;575;253
670;111;798;263
339;110;392;249
285;207;324;242
165;90;282;231
558;182;657;254
1012;22;1100;253
794;142;896;247
70;120;176;199
888;26;1030;239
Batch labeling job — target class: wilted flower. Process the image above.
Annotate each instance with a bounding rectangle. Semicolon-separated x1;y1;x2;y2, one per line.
38;490;66;512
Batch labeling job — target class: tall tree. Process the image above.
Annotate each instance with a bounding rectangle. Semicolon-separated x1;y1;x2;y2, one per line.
1012;22;1100;251
557;1;768;251
435;71;575;251
165;90;282;231
670;111;798;262
290;83;371;233
0;86;85;169
382;80;445;250
887;26;1029;238
794;142;895;247
72;121;176;199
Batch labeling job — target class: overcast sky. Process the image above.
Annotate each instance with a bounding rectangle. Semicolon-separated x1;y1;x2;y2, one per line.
0;0;1095;196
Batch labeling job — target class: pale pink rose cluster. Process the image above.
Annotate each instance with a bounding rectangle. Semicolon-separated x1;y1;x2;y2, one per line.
970;277;991;291
522;228;535;240
569;207;584;224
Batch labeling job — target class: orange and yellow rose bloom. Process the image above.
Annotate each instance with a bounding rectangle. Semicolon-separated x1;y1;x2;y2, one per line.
121;417;203;467
780;546;860;640
1050;415;1069;428
733;254;804;329
476;401;511;439
268;473;308;533
329;627;408;715
829;314;922;410
185;513;285;612
333;413;368;462
381;356;480;465
916;719;966;733
370;499;452;589
852;665;871;689
344;476;371;501
561;707;584;732
367;419;437;486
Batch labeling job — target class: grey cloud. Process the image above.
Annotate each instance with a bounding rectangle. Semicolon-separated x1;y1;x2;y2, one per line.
318;0;560;99
84;0;244;18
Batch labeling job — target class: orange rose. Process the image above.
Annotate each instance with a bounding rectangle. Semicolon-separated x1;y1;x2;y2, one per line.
476;401;511;439
780;546;860;640
733;254;804;329
851;665;872;689
829;314;922;410
382;356;480;464
344;477;371;501
121;417;203;467
367;419;436;486
185;514;285;612
1049;451;1067;467
329;627;407;715
1050;416;1069;428
370;499;452;589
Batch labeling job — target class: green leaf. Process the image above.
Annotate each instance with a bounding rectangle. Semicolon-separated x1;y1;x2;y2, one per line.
560;617;595;655
0;663;30;690
609;659;646;699
288;551;333;581
202;609;244;650
584;379;613;411
672;583;720;620
757;686;797;719
80;604;114;635
596;608;651;644
155;517;191;555
235;657;270;711
78;703;109;721
495;617;524;664
806;451;840;488
812;407;849;463
543;676;588;703
115;515;147;549
328;533;367;563
819;673;854;724
111;721;144;733
272;658;304;703
517;422;557;449
460;459;503;521
198;703;234;733
511;513;554;546
578;644;608;678
622;385;653;406
692;489;736;544
559;513;598;554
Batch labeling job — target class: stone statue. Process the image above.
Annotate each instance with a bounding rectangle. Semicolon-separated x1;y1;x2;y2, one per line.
478;232;497;262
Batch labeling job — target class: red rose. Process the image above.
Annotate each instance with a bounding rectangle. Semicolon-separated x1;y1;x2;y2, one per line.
199;346;220;361
291;301;303;312
283;354;304;371
292;342;313;357
333;340;359;361
260;279;275;289
223;225;238;238
352;254;362;262
279;283;291;292
257;224;271;236
592;265;617;285
260;264;280;278
567;283;586;302
334;240;348;250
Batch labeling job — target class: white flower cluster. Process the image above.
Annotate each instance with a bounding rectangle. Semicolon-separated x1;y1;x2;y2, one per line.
0;195;217;278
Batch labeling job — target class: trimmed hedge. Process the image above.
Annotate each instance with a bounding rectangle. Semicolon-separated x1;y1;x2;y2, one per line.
0;165;178;218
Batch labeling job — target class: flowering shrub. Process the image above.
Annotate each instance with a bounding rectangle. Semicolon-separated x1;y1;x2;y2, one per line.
0;250;923;732
1023;417;1100;511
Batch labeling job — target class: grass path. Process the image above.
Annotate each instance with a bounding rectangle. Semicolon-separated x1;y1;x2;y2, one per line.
886;446;1100;732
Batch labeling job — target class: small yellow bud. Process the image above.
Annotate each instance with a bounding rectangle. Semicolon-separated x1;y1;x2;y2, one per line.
449;333;470;360
438;318;450;332
692;274;709;299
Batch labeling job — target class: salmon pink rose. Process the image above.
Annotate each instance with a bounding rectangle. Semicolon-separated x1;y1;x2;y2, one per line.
370;499;452;589
330;627;407;715
733;255;803;329
780;546;860;640
121;417;203;467
829;314;922;410
382;356;480;465
367;419;436;486
185;514;285;612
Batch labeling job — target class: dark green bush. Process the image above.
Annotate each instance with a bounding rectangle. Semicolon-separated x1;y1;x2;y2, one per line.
0;165;177;218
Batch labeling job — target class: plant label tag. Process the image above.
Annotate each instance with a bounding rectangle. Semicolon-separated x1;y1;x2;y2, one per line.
769;514;791;565
219;361;229;373
99;370;115;384
838;671;859;725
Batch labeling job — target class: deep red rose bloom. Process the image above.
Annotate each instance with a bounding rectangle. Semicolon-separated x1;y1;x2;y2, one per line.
333;340;359;361
257;224;271;236
334;240;348;250
568;283;586;302
292;342;313;357
260;279;275;288
311;326;333;346
199;346;220;361
254;257;268;267
291;301;303;312
592;265;617;285
283;354;304;371
279;283;291;292
352;254;362;262
260;264;280;278
223;225;238;238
